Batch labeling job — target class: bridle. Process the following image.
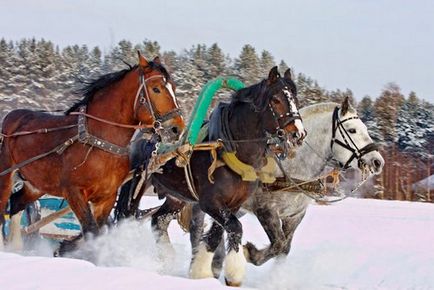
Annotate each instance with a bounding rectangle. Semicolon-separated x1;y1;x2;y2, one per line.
133;68;182;130
330;106;379;169
267;79;302;139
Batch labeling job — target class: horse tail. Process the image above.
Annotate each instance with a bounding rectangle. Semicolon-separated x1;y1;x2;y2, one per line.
176;203;193;233
114;178;136;222
114;137;158;222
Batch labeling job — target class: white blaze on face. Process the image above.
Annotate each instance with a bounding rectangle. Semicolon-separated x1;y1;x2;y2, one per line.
283;88;305;136
165;82;178;107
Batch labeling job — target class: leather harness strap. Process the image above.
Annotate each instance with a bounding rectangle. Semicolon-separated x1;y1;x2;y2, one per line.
77;106;129;156
330;107;379;169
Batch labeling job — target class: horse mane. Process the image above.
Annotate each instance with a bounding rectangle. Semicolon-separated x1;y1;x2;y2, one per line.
65;61;171;115
300;102;339;119
230;80;270;112
231;77;298;112
300;102;357;120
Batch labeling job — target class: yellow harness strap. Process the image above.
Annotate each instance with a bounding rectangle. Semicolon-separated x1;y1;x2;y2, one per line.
221;152;276;183
258;157;277;184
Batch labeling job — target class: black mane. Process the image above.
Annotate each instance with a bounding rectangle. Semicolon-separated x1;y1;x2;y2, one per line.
231;77;297;112
231;80;269;112
65;61;171;114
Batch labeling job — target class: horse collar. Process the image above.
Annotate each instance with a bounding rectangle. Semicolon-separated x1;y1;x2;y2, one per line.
77;106;129;156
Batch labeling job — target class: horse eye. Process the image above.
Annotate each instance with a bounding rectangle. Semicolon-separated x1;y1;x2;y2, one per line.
153;87;161;93
348;128;357;134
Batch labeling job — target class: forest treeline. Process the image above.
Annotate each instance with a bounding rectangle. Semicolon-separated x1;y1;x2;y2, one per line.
0;38;432;201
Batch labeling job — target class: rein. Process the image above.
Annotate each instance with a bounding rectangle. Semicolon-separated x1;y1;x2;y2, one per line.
133;73;182;125
268;79;302;136
269;106;379;203
0;124;78;138
69;111;153;130
330;107;379;169
0;67;183;176
272;152;369;203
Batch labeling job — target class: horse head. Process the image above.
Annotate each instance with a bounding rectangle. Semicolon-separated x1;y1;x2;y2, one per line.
135;52;185;140
261;67;305;157
331;97;384;175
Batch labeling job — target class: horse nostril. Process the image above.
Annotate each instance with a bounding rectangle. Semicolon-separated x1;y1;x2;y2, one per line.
373;159;382;169
171;127;179;135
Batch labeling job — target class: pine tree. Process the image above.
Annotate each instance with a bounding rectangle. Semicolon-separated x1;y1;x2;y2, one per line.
161;50;178;73
171;52;205;117
295;73;328;106
207;43;226;78
358;96;384;144
107;40;136;71
278;60;289;74
0;38;14;95
142;39;161;59
259;50;275;77
396;93;434;159
87;46;103;78
235;44;261;84
374;83;405;144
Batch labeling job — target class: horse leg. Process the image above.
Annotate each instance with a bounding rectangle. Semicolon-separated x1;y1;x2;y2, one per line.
281;209;307;255
220;210;246;287
189;203;205;253
189;204;225;279
0;149;13;250
245;206;286;266
7;182;44;250
151;196;184;245
92;194;117;228
0;174;13;251
6;211;23;251
199;203;246;287
189;220;224;280
55;189;98;256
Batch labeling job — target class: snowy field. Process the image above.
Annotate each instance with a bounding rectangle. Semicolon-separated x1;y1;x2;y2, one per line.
1;197;434;290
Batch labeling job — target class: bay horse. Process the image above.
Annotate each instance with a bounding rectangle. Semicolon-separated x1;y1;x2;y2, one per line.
118;67;305;286
189;97;385;270
0;53;185;254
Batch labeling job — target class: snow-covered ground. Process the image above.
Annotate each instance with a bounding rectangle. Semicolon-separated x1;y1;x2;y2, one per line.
1;197;434;290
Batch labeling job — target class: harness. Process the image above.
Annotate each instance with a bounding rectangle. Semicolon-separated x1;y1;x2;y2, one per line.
270;105;380;203
188;82;302;189
133;73;182;125
0;70;181;176
330;107;379;169
268;79;303;135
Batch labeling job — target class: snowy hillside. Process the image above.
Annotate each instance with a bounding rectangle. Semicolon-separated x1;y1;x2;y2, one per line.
1;197;434;290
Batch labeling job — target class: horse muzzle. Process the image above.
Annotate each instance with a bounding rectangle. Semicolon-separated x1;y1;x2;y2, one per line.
360;152;384;175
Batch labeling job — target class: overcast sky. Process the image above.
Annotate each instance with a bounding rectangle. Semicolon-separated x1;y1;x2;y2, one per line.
1;0;433;102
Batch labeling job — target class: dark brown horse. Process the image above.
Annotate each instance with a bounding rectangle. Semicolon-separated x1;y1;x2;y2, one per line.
0;53;185;254
117;67;305;286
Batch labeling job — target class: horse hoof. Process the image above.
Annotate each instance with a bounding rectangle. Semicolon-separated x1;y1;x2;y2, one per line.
225;278;242;287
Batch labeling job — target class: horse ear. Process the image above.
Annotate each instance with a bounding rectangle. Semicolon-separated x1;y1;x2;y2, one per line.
283;68;293;81
138;51;149;67
341;96;351;116
153;56;162;65
268;66;280;85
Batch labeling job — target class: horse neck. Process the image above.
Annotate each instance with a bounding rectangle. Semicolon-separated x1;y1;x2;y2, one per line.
86;70;139;146
284;110;334;179
228;102;268;168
